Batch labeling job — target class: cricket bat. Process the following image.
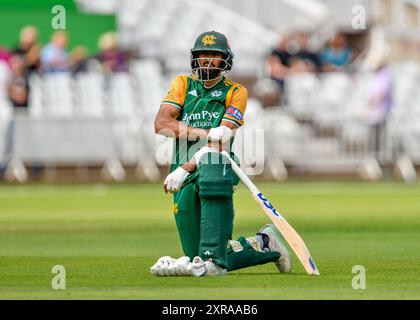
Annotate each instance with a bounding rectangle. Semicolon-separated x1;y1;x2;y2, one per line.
221;151;320;276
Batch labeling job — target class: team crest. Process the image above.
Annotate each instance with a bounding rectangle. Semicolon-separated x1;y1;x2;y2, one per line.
202;34;216;45
210;90;223;97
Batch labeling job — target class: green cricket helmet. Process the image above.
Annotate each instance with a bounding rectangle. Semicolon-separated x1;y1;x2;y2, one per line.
190;31;234;81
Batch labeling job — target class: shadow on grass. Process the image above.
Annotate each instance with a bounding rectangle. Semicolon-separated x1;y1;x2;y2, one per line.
227;272;305;277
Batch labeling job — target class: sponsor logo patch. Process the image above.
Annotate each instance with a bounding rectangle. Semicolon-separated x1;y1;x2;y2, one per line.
226;106;243;121
188;89;198;97
228;240;243;252
245;237;263;252
182;111;219;122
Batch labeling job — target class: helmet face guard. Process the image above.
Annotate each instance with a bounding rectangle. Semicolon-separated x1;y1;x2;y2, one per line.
190;53;233;81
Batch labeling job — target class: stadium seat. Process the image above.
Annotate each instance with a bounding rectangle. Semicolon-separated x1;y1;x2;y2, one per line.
341;120;370;150
391;62;420;122
0;93;12;120
27;73;43;118
74;72;105;117
116;0;276;77
131;59;165;120
342;72;372;122
0;97;12;165
42;73;75;118
262;107;302;162
108;73;137;116
0;61;10;102
401;116;420;163
314;72;353;130
284;73;321;120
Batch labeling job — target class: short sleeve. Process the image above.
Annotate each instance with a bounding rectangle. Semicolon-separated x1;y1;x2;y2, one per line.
223;85;248;127
161;75;188;110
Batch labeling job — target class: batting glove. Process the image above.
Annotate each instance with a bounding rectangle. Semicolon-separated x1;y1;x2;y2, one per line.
174;256;191;275
163;167;190;193
150;256;176;276
186;256;206;277
207;126;233;144
192;146;218;167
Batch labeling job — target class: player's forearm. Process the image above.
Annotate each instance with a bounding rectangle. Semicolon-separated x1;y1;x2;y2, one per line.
181;160;197;173
155;118;208;140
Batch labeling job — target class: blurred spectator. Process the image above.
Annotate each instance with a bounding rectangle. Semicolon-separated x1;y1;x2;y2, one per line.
40;31;70;73
253;78;281;107
95;32;129;73
6;54;29;109
364;52;393;155
0;48;12;94
70;46;89;74
320;33;352;72
267;34;291;90
0;46;12;66
288;32;321;74
13;25;41;74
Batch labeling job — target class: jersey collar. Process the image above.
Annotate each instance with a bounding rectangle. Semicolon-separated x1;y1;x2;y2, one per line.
202;76;225;90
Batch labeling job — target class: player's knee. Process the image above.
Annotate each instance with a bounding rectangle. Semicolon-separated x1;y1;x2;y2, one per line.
198;152;233;199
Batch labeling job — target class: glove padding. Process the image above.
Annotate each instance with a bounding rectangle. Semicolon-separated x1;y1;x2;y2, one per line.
150;256;176;276
151;256;204;277
192;146;218;167
207;126;233;144
164;167;190;193
186;256;206;277
174;256;191;275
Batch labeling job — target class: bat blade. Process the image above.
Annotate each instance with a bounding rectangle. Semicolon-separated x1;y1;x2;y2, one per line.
252;192;320;276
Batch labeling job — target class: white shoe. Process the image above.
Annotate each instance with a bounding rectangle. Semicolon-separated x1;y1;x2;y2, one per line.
258;224;292;273
186;256;206;277
204;260;227;276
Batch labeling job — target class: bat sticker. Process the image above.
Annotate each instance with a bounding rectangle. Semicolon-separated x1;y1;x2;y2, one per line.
257;193;285;220
309;257;317;271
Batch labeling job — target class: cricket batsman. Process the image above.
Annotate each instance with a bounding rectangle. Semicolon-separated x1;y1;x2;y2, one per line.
151;31;292;276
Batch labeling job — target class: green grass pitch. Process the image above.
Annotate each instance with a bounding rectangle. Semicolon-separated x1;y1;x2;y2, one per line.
0;182;419;299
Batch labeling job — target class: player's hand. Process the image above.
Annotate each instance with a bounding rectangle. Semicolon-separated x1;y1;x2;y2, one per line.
192;146;218;167
207;126;233;144
163;167;190;193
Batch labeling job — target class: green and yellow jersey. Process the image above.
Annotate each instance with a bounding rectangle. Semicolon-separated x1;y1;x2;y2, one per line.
161;74;248;178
